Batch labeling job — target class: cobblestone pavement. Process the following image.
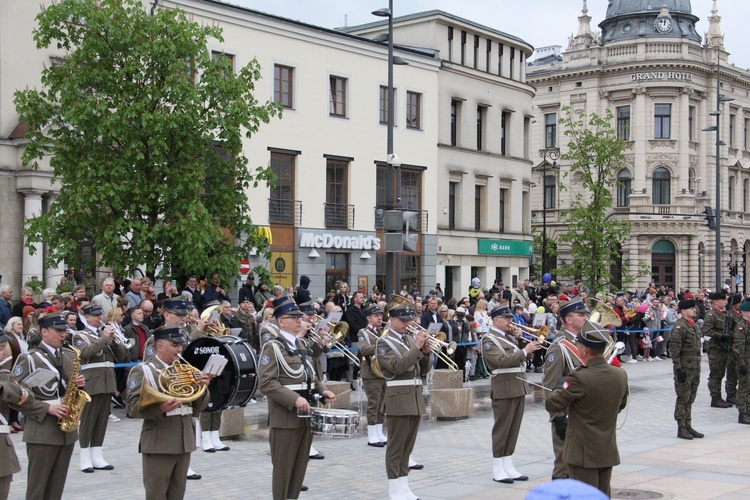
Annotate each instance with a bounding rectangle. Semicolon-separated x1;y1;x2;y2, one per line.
7;354;750;499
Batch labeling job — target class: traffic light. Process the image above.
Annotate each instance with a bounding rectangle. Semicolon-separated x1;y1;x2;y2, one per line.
704;206;716;230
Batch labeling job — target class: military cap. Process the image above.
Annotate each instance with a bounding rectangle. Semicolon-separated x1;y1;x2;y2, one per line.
490;305;513;318
152;324;187;345
577;321;611;350
363;305;382;317
272;296;303;318
707;291;726;301
388;305;416;321
678;299;696;310
739;301;750;312
82;304;103;316
38;314;69;330
558;297;590;319
163;298;191;315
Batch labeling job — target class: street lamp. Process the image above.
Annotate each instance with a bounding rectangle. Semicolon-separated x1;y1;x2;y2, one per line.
373;1;408;295
540;147;560;277
702;47;735;290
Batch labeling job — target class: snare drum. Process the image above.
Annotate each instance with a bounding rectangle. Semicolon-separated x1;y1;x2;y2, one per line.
311;409;360;437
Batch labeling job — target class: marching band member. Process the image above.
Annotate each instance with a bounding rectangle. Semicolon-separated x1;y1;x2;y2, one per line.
358;304;387;447
13;313;86;500
375;304;431;500
73;304;128;473
258;296;334;500
542;296;590;479
126;324;210;499
481;305;541;484
299;301;328;461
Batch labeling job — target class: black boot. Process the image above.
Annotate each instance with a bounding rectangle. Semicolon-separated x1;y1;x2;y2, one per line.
727;395;737;406
686;425;704;438
739;413;750;425
677;427;693;440
711;397;732;408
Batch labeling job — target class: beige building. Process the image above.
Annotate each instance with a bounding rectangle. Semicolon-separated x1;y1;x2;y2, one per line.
528;0;750;293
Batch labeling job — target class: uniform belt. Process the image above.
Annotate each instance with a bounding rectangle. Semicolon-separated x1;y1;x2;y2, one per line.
491;367;524;375
0;425;10;434
165;406;193;417
284;383;310;391
386;379;423;387
81;361;115;370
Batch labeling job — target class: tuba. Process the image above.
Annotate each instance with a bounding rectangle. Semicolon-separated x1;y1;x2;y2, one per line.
584;298;623;328
58;343;92;432
201;305;230;337
139;358;207;410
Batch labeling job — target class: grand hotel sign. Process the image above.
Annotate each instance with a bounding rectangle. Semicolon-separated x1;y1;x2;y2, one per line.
631;71;693;82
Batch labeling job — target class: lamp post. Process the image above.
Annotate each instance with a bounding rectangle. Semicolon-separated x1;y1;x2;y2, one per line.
702;48;734;290
373;1;408;295
540;147;560;277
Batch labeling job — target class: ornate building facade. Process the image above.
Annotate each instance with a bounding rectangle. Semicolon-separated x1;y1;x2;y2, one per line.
528;0;750;292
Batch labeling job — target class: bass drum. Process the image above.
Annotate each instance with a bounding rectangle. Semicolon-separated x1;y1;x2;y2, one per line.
183;335;258;413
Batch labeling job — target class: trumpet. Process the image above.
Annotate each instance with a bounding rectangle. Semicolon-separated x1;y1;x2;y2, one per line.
103;323;135;349
510;322;551;346
308;315;359;367
405;322;459;371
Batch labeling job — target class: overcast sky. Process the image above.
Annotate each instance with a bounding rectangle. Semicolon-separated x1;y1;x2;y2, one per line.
225;0;750;70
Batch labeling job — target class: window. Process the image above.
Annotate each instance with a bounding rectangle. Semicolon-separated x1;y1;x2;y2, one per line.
544;174;556;209
485;39;492;72
730;114;736;148
654;104;671;139
652;167;671;205
498;44;504;77
617;106;630;141
406;91;421;129
743;179;748;213
617;169;632;207
400;255;421;291
688;106;695;141
211;51;234;78
447;27;453;62
269;153;295;224
274;64;294;108
473;35;479;69
524;116;531;159
379;85;395;125
477;106;485;150
510;47;515;79
448;181;459;229
544;113;557;148
501;111;510;155
325;160;348;228
450;100;460;146
745;118;750;150
729;176;735;211
400;169;422;211
475;185;484;231
329;76;347;117
499;188;508;233
325;253;349;296
460;31;466;65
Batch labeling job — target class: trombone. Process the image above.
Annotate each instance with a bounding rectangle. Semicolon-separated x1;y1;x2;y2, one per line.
510;323;552;346
308;315;360;367
405;322;459;371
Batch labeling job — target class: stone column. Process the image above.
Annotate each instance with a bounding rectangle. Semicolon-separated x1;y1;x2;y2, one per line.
20;190;45;284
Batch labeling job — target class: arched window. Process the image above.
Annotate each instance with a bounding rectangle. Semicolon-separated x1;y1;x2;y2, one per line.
652;167;671;205
617;169;631;207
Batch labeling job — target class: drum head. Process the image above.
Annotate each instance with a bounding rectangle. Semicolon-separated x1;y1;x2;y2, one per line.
183;336;258;412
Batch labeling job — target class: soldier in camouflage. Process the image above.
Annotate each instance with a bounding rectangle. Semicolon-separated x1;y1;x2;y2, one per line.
669;299;705;440
732;301;750;424
703;292;735;408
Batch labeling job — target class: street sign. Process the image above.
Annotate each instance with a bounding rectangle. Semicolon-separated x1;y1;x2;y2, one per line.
239;259;250;275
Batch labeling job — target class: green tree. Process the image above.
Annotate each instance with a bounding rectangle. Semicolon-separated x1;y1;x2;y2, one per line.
553;107;645;292
14;0;280;284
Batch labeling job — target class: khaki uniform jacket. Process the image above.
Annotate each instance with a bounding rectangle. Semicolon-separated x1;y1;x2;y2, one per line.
669;317;702;371
703;307;728;350
542;328;582;421
358;326;382;379
73;327;128;395
13;346;79;446
733;318;750;367
123;322;152;362
258;335;327;429
125;355;209;454
546;357;629;468
0;369;29;477
481;327;530;399
259;323;280;347
374;330;431;416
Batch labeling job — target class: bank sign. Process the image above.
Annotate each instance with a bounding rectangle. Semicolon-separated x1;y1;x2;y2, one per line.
630;71;692;82
299;232;381;250
477;239;533;256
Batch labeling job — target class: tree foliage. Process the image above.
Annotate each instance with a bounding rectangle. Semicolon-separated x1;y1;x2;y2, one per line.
14;0;281;284
553;107;646;292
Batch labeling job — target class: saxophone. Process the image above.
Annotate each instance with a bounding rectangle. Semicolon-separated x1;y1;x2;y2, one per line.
58;343;92;432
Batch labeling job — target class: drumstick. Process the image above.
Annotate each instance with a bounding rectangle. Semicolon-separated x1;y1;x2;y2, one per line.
331;389;350;401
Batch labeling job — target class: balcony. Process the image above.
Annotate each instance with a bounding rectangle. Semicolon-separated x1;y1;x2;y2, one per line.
375;207;429;234
324;203;355;229
268;198;302;226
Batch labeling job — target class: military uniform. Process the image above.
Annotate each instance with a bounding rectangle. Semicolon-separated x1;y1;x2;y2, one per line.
546;357;628;497
0;367;31;498
703;305;737;406
542;327;582;479
259;322;280;347
13;344;79;500
126;348;209;499
669;315;703;437
358;324;386;444
374;328;431;481
481;325;531;482
733;314;750;423
73;323;128;470
259;331;327;500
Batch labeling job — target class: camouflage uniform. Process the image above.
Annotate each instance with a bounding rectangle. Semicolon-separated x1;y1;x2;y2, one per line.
703;307;737;403
669;317;702;430
732;317;750;422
